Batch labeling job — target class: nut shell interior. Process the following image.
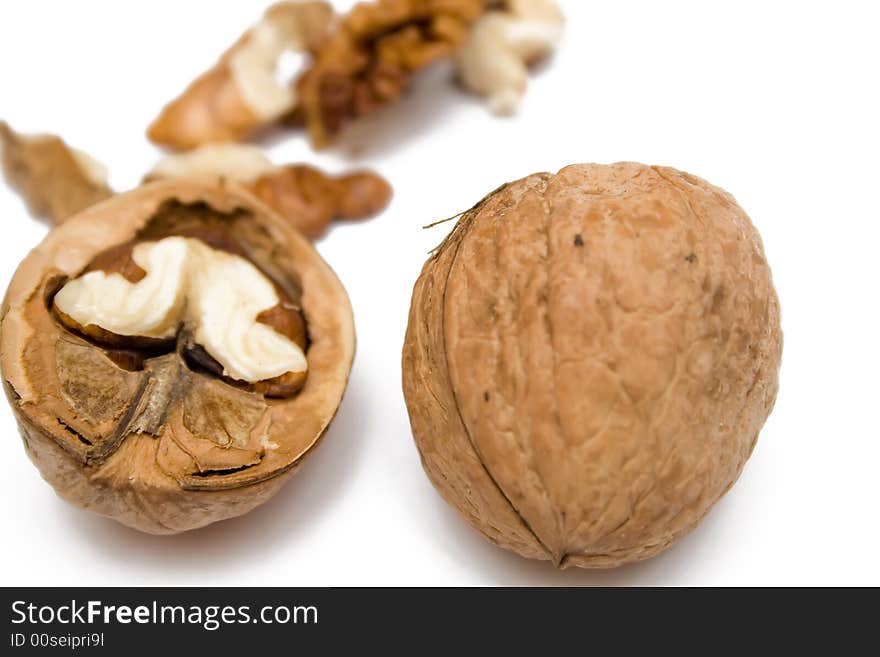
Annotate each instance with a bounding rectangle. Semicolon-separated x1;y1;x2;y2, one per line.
1;180;355;533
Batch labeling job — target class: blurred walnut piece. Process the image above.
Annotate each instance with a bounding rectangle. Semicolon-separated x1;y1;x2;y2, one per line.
144;0;567;150
147;144;392;238
0;121;112;224
148;1;334;150
296;0;487;147
456;0;564;114
1;122;391;240
0;180;355;533
402;163;782;568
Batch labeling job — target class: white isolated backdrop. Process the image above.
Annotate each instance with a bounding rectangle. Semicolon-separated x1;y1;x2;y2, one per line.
0;0;877;586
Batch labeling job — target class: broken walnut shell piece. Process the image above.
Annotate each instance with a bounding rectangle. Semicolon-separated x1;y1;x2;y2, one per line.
402;163;782;568
147;1;334;150
295;0;487;148
0;121;112;224
1;179;355;533
146;144;392;238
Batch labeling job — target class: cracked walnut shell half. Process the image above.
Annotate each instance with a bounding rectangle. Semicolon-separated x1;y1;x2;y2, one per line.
402;163;782;568
1;180;354;533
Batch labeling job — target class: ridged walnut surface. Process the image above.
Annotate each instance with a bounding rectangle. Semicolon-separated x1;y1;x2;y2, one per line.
403;163;782;568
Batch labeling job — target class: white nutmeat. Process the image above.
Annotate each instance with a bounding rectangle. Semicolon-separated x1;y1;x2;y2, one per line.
455;0;564;115
230;1;333;122
53;236;307;383
147;144;277;184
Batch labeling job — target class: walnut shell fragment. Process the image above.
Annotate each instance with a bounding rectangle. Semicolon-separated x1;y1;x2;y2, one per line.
0;121;112;224
296;0;487;147
402;163;782;568
1;180;355;533
146;144;392;238
148;1;334;150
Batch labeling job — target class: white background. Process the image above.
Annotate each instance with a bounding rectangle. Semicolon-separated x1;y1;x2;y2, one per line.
0;0;877;586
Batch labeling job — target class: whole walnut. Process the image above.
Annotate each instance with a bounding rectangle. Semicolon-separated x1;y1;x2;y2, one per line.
402;163;782;568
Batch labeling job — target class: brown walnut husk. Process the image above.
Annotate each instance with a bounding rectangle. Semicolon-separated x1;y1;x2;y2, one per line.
0;121;112;224
1;180;355;533
296;0;487;147
402;163;782;568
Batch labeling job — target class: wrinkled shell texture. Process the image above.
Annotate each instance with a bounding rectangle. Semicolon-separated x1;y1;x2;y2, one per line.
403;163;782;568
1;180;355;533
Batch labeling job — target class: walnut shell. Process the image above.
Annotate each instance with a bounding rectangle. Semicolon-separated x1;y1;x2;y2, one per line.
1;180;355;534
402;163;782;568
0;121;113;224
